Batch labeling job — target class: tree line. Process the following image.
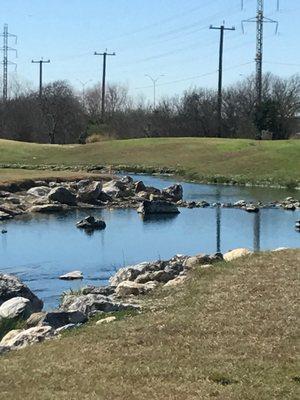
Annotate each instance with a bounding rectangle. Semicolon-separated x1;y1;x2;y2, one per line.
0;72;299;144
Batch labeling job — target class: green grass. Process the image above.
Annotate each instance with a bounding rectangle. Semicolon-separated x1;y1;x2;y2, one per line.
0;138;299;187
0;250;299;400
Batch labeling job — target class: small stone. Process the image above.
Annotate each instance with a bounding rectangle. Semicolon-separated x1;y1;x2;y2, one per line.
96;316;117;325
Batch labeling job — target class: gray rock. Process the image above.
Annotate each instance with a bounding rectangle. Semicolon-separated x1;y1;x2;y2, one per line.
0;297;33;320
48;186;76;205
27;186;50;197
0;273;43;311
137;200;180;215
42;310;87;329
76;216;106;230
59;271;83;280
77;181;103;203
162;184;183;202
102;180;127;197
134;181;146;193
115;281;157;297
0;326;54;350
60;293;140;317
109;262;153;286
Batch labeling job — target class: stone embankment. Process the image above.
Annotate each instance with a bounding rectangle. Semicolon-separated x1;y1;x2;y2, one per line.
0;175;299;223
0;247;258;354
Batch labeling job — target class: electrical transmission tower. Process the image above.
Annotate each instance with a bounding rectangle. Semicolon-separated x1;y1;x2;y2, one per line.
210;22;235;137
242;0;279;108
0;24;17;101
31;59;50;98
94;50;116;121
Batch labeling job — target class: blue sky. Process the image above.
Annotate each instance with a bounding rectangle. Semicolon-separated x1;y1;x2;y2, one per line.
2;0;300;101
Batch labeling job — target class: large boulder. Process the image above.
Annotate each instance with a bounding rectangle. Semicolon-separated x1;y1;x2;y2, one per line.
137;200;180;215
41;310;87;329
223;248;252;262
27;186;50;197
0;326;53;350
48;186;76;205
76;181;103;204
162;184;183;202
0;297;33;320
60;294;140;317
0;273;43;312
102;180;127;197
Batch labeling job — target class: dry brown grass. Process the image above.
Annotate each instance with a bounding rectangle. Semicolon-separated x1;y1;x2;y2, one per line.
0;250;299;400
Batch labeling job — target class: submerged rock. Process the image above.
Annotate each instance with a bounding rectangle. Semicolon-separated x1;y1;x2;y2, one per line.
76;216;106;230
137;200;180;215
29;204;64;213
59;271;83;280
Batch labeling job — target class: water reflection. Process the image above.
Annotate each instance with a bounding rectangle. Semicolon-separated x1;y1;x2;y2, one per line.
253;212;261;252
141;213;179;224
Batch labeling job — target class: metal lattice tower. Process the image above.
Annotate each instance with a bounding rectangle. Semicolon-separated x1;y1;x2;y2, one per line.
0;24;17;101
242;1;279;107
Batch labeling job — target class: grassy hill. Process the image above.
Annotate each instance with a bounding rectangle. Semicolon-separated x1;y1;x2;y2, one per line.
0;250;299;400
0;138;299;187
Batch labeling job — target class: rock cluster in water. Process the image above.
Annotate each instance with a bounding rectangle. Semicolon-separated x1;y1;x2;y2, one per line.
0;176;299;225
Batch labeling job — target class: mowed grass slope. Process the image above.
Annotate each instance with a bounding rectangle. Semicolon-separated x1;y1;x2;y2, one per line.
0;251;299;400
0;138;299;185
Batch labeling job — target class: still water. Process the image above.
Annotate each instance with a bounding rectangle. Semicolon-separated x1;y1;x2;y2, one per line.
0;175;299;309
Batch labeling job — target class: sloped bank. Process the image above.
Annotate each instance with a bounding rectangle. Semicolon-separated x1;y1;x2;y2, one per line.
0;247;255;353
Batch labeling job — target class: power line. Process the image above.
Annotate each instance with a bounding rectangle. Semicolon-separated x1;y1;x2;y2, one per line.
94;50;116;120
0;24;17;101
31;59;50;98
210;22;236;137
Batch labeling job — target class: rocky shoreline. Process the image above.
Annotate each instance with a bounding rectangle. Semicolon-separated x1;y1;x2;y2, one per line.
0;175;299;224
0;247;256;354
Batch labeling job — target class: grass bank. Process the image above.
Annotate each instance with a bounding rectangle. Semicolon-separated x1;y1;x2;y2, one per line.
0;250;299;399
0;138;299;187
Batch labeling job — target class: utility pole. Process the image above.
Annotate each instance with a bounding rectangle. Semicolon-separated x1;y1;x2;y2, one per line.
242;1;279;111
31;59;50;98
210;22;235;137
94;50;116;121
145;74;164;109
0;24;17;101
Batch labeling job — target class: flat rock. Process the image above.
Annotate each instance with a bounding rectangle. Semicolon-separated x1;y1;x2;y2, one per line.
42;310;87;329
59;271;83;280
223;248;252;262
0;326;53;350
0;211;13;221
29;204;64;213
96;316;117;325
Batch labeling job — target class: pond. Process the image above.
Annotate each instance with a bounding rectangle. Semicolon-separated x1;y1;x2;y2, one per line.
0;174;299;309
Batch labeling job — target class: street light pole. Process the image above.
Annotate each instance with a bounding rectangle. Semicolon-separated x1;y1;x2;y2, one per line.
77;79;92;101
145;74;164;109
